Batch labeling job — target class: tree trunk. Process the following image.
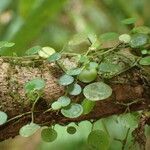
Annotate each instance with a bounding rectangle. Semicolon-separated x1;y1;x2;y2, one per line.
0;56;150;141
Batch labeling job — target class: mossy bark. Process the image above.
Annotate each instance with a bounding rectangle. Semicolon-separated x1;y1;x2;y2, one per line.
0;56;150;141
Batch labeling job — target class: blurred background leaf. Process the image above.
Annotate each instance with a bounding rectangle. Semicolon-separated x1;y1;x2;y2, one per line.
0;0;150;56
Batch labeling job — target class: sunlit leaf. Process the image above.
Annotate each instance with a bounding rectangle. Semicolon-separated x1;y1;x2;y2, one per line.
0;111;8;125
78;68;97;83
19;123;40;137
61;103;83;118
119;34;131;43
41;127;57;142
83;82;112;101
38;47;56;58
51;101;62;110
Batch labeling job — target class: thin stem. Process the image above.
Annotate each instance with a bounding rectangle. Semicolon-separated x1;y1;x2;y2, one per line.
43;108;52;114
31;93;40;123
6;111;31;124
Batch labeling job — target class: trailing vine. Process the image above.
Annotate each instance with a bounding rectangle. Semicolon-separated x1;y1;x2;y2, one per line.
0;18;150;149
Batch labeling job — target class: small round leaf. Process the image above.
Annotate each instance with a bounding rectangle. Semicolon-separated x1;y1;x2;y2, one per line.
19;123;40;137
41;128;57;142
48;52;61;62
51;101;62;110
129;33;149;48
139;56;150;65
83;82;112;101
81;99;95;115
119;34;131;43
66;68;82;76
25;46;42;55
67;126;77;134
25;78;45;93
38;47;55;58
68;83;82;96
61;103;83;118
58;74;74;86
89;62;99;69
57;96;71;107
0;111;8;125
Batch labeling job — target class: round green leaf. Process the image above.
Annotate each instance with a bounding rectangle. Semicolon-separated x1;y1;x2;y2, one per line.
66;126;77;135
25;78;45;93
78;68;97;83
25;46;42;55
57;96;71;107
0;111;8;125
81;99;95;115
51;101;62;110
121;17;136;25
139;56;150;65
141;49;148;55
87;130;110;150
66;68;82;76
119;34;131;43
19;123;40;137
38;47;55;58
129;33;149;48
68;83;82;96
61;103;83;118
48;52;61;62
41;128;57;142
83;82;112;101
58;74;74;86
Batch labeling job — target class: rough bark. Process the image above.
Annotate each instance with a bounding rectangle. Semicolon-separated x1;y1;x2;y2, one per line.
0;56;150;142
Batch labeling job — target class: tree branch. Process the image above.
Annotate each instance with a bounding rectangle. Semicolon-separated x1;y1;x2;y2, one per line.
0;56;150;141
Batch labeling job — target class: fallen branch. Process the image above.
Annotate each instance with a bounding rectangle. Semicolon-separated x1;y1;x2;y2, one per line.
0;56;150;141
